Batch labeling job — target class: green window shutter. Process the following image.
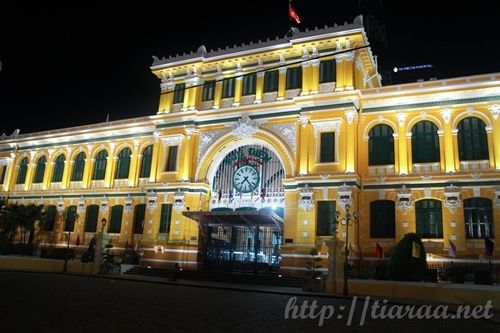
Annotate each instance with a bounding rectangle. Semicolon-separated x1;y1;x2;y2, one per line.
159;204;173;233
411;121;440;163
115;148;132;179
222;78;235;98
16;158;29;184
458;117;489;161
464;198;494;239
416;199;443;238
71;152;86;181
173;83;185;104
263;70;278;92
165;146;178;172
368;124;394;165
133;204;146;234
0;165;5;184
320;132;335;163
44;205;57;231
242;73;256;96
52;154;65;182
139;145;153;178
92;150;108;180
370;200;395;238
84;205;99;232
202;80;215;101
109;205;124;233
286;67;302;90
33;156;47;183
317;201;336;236
64;205;78;232
319;59;336;83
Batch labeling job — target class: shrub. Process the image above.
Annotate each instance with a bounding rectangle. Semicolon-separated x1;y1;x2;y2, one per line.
388;233;427;281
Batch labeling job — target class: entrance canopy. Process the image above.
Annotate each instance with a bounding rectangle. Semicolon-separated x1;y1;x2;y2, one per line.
183;210;284;231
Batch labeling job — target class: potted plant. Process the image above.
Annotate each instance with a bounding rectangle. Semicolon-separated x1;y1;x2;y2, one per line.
303;247;324;292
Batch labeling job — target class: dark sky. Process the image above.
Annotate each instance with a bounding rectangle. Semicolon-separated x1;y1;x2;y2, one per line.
1;1;499;135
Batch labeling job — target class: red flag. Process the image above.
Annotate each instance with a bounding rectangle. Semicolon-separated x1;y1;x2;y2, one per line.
448;240;456;258
75;234;80;247
375;242;383;258
289;3;301;24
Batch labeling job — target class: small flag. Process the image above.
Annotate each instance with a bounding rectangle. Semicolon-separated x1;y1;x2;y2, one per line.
375;242;383;258
412;241;421;258
448;240;456;258
75;234;80;247
485;237;495;257
289;2;301;24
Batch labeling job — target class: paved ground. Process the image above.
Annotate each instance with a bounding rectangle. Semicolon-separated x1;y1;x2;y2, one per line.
0;271;498;333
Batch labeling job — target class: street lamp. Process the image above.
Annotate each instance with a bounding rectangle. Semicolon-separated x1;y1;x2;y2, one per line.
334;203;358;296
63;213;79;273
101;218;107;233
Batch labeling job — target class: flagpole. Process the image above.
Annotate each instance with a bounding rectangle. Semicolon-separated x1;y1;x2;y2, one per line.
288;0;292;38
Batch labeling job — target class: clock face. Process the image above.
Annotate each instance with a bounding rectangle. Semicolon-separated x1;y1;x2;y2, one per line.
232;165;260;193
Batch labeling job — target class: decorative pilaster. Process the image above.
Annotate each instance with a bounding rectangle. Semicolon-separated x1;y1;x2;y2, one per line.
343;52;354;91
254;59;265;104
128;141;140;187
149;132;162;182
396;113;408;174
61;148;72;189
277;64;287;101
158;73;175;114
441;108;455;173
104;143;116;188
82;145;94;188
212;66;224;109
489;105;500;169
3;152;16;191
187;67;201;111
344;110;358;173
233;63;243;106
24;151;36;191
300;47;310;96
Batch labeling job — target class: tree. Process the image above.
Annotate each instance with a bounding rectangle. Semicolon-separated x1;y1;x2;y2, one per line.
388;233;427;281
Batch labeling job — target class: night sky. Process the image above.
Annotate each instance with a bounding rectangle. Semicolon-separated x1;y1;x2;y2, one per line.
0;1;499;135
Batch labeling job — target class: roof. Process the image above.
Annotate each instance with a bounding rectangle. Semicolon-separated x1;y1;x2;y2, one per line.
183;210;284;230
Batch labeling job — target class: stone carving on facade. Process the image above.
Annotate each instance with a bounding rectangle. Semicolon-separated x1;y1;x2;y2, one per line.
311;119;341;138
396;113;407;127
77;196;86;214
344;110;358;124
298;184;314;211
263;122;297;154
443;184;462;214
197;129;230;163
440;108;452;124
161;136;183;147
337;183;353;211
396;185;413;214
173;189;185;212
228;114;260;140
124;194;133;214
100;195;109;213
489;104;499;120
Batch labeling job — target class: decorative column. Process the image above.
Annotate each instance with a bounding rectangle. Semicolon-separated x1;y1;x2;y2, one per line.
440;108;455;173
3;152;16;191
82;145;94;189
396;113;408;174
233;63;243;106
310;58;320;94
334;40;345;91
149;131;161;182
182;128;197;181
344;110;358;173
61;148;72;189
43;149;55;190
277;63;287;101
393;133;400;174
128;141;140;187
212;66;224;109
254;60;264;104
489;105;500;169
298;115;310;175
104;143;116;188
343;52;355;91
300;47;310;96
182;69;191;112
24;151;36;191
187;67;201;111
486;126;495;169
158;73;174;114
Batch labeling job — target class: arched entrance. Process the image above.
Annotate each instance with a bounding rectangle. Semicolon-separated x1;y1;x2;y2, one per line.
185;144;286;273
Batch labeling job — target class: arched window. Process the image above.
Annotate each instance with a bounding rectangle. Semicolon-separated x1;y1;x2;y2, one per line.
139;145;153;178
368;124;394;166
159;204;172;233
52;154;65;182
411;121;440;163
370;200;395;238
109;205;123;233
464;198;494;239
84;205;99;232
133;204;146;234
64;205;78;232
71;152;86;181
44;205;57;231
416;199;443;238
457;117;489;161
16;157;29;184
92;150;108;180
33;156;47;183
115;148;132;179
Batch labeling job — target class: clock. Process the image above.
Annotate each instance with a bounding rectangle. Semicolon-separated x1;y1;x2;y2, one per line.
232;165;260;193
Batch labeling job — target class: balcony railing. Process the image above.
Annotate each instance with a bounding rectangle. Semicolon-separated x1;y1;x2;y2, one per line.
319;82;335;93
31;183;43;190
50;182;62;190
114;179;130;188
412;162;440;174
460;160;490;172
285;88;301;99
368;165;395;176
241;94;256;105
91;180;105;188
69;181;83;189
220;97;234;108
263;92;277;103
201;100;214;110
172;103;183;112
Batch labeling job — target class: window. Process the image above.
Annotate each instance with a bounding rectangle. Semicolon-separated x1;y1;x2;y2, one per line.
115;147;132;179
71;152;86;181
159;204;173;233
458;117;489;161
133;204;146;234
109;205;123;233
165;146;178;172
242;73;256;96
464;198;494;239
411;121;440;163
33;156;47;183
202;80;215;101
369;124;394;165
52;154;65;182
319;132;335;163
416;199;443;238
286;67;302;90
16;158;29;184
64;205;78;232
92;150;108;180
173;83;185;104
222;77;235;98
320;59;336;83
139;145;153;178
370;200;395;238
317;201;336;236
263;70;278;93
44;205;57;231
85;205;99;232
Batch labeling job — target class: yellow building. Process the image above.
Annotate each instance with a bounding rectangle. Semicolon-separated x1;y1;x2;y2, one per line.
1;16;499;276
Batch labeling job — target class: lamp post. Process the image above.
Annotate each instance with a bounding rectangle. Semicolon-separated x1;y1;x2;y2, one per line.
334;203;358;296
63;213;79;273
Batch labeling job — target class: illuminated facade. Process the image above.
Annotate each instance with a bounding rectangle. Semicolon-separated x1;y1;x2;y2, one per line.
1;16;499;275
